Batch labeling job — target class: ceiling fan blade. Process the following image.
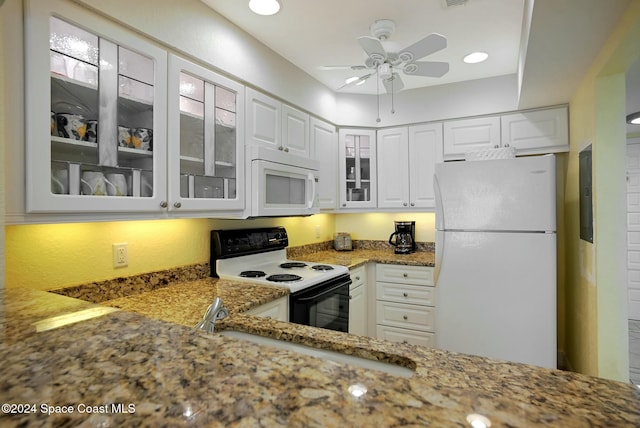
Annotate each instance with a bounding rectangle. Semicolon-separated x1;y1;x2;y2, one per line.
383;74;404;93
337;73;373;90
403;61;449;78
318;65;367;71
357;36;387;63
398;33;447;62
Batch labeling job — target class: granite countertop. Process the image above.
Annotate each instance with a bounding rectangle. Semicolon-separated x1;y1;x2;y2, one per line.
2;248;640;426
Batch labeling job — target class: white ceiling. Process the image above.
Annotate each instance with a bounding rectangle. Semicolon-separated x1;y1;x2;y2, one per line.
201;0;525;95
200;0;634;110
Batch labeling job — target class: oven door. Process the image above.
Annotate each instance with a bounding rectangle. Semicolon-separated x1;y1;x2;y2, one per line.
289;274;351;332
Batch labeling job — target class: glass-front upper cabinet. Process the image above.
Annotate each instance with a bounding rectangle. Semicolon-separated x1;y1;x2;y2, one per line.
338;129;377;209
167;55;244;212
25;0;167;213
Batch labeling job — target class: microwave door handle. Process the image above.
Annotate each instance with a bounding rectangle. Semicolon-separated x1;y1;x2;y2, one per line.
307;172;316;209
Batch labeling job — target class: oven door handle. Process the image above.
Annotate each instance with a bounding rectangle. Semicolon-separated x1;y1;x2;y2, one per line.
294;281;349;302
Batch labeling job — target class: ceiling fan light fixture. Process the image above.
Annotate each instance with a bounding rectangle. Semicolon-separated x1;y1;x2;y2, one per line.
355;78;367;86
248;0;280;16
345;76;360;85
627;112;640;125
463;51;489;64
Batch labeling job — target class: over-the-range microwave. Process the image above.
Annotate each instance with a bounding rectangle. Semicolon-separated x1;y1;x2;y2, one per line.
245;145;319;217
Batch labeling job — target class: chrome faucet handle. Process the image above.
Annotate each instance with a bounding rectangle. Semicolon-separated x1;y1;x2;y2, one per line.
194;297;228;333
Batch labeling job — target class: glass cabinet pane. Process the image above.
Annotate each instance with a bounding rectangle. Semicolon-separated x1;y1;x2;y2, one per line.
344;134;372;202
49;17;155;199
178;71;238;200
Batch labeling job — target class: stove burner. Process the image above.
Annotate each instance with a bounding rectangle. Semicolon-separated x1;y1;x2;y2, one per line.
311;264;334;271
280;262;308;269
266;274;303;282
240;270;267;278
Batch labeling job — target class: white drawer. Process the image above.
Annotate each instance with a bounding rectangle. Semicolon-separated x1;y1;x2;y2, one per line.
350;265;366;290
376;301;435;332
375;264;433;286
376;325;435;347
376;281;434;306
245;296;289;321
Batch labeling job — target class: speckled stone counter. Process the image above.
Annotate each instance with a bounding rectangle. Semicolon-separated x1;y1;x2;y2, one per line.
2;280;640;426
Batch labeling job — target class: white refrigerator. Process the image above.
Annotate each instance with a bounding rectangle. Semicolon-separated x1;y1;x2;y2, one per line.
434;155;557;368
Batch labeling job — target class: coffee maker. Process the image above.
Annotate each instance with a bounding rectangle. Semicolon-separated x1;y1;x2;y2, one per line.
388;221;416;254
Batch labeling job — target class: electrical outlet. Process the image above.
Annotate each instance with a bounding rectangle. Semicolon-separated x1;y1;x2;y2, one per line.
113;243;128;268
315;225;321;238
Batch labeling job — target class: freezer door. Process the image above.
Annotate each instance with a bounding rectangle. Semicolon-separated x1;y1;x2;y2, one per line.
434;155;556;232
435;230;557;368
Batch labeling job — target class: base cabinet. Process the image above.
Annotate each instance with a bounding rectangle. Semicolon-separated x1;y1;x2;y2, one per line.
348;266;367;336
245;296;288;322
375;264;436;346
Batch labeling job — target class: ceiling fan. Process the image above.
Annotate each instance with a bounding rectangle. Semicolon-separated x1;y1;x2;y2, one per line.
322;19;450;93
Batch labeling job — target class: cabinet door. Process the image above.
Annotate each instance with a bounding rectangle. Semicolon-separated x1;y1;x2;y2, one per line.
501;106;569;154
245;296;288;321
443;116;501;161
377;127;410;209
312;118;338;209
349;284;367;336
338;129;377;209
376;325;435;347
409;123;441;208
167;55;244;213
245;88;281;150
282;104;310;157
25;0;167;213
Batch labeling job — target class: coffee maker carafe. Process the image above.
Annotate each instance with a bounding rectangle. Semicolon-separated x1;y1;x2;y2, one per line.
388;221;416;254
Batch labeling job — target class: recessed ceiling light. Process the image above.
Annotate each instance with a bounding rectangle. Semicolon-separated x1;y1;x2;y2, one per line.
627;112;640;125
463;52;489;64
248;0;280;16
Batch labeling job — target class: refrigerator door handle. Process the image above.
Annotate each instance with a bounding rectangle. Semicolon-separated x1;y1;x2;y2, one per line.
435;229;444;285
434;173;444;231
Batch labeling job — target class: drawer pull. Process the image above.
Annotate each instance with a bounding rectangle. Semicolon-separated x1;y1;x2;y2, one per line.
403;315;408;320
403;340;409;344
355;276;360;280
403;292;408;297
403;273;408;278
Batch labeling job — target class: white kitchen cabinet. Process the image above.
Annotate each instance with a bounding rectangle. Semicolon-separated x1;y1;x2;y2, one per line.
245;296;288;322
348;266;367;336
245;88;311;157
282;104;311;158
338;129;377;209
377;123;442;209
311;118;338;210
25;0;167;213
167;55;245;213
501;106;569;154
443;116;501;161
443;106;569;160
375;264;436;346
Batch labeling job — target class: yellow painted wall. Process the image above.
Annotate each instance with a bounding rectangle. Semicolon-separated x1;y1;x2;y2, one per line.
5;214;335;291
335;212;435;243
565;0;640;380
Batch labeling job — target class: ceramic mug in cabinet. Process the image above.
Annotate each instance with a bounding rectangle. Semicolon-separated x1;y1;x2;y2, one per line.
85;120;98;143
105;173;128;196
81;171;114;196
56;113;87;141
51;168;68;194
118;126;131;148
131;127;153;151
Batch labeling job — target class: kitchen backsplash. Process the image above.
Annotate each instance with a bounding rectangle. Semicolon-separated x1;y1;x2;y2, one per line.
53;240;435;303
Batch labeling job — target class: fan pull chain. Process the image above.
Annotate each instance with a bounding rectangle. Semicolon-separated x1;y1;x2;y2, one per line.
391;75;395;115
376;70;381;123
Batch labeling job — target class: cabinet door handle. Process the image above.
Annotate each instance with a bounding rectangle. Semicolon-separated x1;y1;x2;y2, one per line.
284;147;289;152
403;340;409;344
355;276;360;280
403;273;408;278
403;315;408;320
173;202;182;208
403;202;407;207
278;146;284;151
410;202;415;207
403;292;408;297
349;295;353;300
160;201;168;208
